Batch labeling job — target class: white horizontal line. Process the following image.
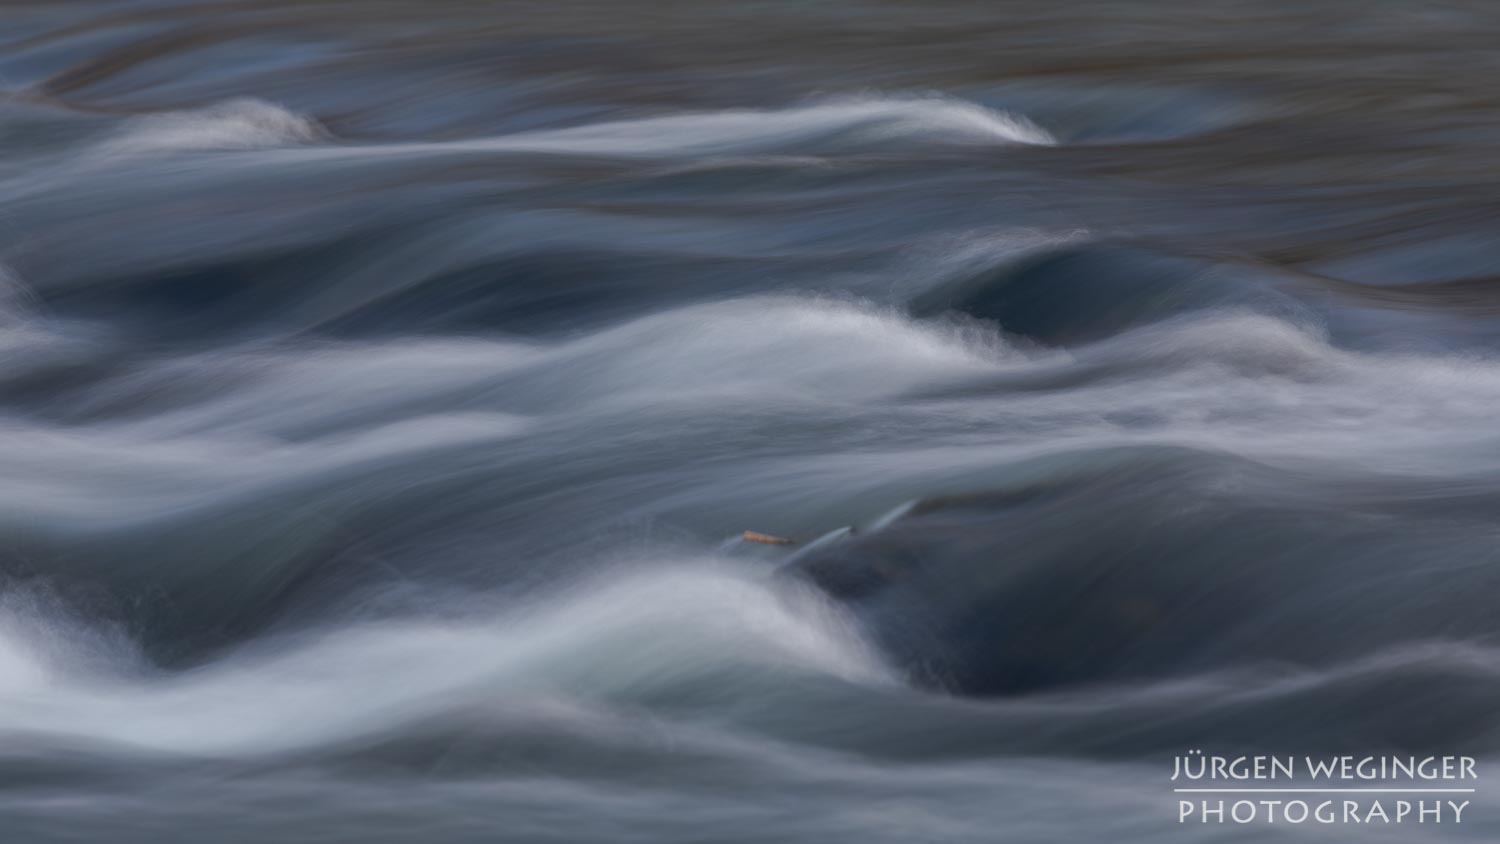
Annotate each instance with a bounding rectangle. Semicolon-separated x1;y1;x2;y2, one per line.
1173;789;1476;794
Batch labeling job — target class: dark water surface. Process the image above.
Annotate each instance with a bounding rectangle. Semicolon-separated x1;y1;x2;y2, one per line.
4;1;1500;841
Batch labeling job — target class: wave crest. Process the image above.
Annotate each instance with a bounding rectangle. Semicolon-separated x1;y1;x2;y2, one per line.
0;566;886;759
100;99;324;156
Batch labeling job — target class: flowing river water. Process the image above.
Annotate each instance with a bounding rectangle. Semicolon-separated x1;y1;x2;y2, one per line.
3;1;1500;841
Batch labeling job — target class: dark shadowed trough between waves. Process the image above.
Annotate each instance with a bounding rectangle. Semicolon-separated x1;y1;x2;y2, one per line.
3;1;1500;841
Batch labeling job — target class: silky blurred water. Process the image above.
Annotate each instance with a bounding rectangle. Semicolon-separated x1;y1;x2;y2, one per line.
3;1;1500;841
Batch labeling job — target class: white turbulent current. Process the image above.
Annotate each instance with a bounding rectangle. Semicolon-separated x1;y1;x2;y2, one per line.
5;1;1500;842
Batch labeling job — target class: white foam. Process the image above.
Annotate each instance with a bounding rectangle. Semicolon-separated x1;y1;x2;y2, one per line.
1079;310;1340;377
805;310;1500;481
59;296;1007;444
246;94;1053;166
544;296;1013;406
15;301;1500;541
456;95;1056;161
100;99;324;156
0;566;887;757
72;93;1046;171
469;95;1053;158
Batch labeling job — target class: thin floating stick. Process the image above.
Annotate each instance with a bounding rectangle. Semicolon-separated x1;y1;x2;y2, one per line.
742;530;795;546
